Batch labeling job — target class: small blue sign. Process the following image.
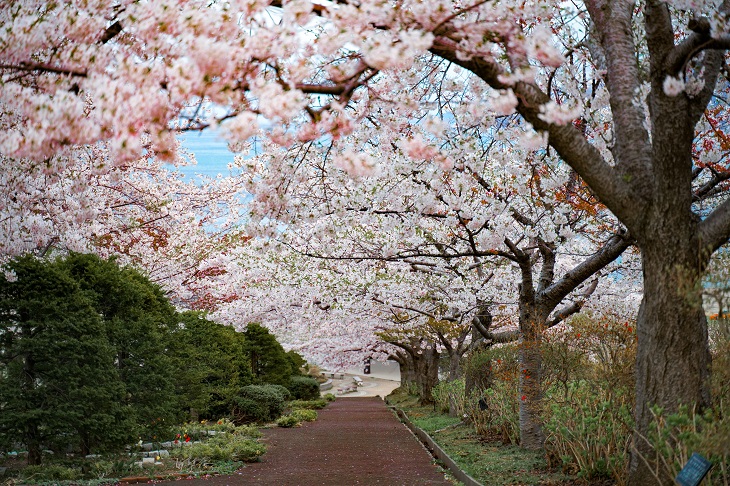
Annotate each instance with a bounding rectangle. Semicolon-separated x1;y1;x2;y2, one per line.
676;453;713;486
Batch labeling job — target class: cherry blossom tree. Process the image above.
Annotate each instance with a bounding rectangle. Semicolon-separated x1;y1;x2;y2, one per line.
3;0;730;479
0;143;250;307
244;132;633;446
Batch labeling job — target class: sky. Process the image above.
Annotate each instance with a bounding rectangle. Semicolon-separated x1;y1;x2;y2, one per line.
177;129;236;180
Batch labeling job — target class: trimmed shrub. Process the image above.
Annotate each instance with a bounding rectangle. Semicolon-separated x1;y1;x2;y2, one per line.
291;409;318;422
171;434;265;463
232;385;285;423
323;393;336;402
276;415;300;428
265;384;292;401
287;375;320;400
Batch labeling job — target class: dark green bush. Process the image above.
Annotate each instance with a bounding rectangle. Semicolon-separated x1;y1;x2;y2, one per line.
232;385;285;423
287;375;320;400
265;383;292;401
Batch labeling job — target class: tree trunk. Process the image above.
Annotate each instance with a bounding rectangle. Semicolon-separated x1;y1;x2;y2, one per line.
447;350;461;381
80;435;91;457
629;247;712;483
22;347;42;465
393;352;417;392
26;425;41;466
416;345;440;405
518;326;545;450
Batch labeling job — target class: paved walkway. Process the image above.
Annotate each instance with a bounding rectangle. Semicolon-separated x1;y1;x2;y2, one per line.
327;373;401;397
155;397;451;485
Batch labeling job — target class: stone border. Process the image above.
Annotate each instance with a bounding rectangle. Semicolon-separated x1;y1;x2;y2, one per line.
319;378;333;391
390;406;483;486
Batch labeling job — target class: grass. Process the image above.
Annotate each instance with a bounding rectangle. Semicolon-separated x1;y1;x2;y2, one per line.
387;388;580;486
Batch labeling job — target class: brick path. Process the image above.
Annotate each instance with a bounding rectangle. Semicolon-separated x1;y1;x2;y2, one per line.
154;397;450;485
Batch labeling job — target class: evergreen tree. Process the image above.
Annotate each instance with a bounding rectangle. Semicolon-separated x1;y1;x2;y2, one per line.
242;323;293;386
0;256;132;464
60;253;179;438
167;312;252;420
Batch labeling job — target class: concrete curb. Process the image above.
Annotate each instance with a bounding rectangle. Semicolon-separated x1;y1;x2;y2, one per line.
319;378;333;391
390;406;483;486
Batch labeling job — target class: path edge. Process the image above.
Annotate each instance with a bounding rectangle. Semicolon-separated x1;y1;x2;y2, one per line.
388;406;483;486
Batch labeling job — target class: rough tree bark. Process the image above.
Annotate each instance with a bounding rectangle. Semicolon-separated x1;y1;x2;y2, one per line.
388;339;440;405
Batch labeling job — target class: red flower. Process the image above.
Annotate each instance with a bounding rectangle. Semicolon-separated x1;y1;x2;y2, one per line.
521;395;527;401
185;435;191;443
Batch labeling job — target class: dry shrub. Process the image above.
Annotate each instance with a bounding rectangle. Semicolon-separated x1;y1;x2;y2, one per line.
542;313;637;484
463;345;520;444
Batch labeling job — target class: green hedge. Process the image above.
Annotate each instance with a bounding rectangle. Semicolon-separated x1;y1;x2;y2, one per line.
287;376;320;400
233;385;286;423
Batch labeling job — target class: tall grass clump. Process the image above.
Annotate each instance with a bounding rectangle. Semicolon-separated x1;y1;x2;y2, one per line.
433;378;466;417
541;313;636;484
462;344;520;444
633;404;729;485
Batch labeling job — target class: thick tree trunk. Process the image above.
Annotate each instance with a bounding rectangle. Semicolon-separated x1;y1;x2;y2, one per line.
391;352;418;394
415;345;440;405
629;247;712;483
417;346;439;405
80;435;91;457
447;351;461;381
518;316;545;450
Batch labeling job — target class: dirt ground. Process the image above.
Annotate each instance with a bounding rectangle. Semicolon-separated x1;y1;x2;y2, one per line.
152;397;450;485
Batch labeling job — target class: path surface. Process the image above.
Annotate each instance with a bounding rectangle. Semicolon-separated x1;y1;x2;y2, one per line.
328;373;401;397
154;397;450;485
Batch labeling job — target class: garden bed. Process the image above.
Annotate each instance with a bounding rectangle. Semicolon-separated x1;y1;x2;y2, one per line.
385;388;611;486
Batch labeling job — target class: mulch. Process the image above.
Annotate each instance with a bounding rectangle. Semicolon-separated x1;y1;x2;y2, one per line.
151;397;451;485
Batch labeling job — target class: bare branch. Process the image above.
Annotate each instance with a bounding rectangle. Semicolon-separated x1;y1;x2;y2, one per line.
0;62;87;78
584;0;653;200
540;231;632;307
699;199;730;253
546;278;599;327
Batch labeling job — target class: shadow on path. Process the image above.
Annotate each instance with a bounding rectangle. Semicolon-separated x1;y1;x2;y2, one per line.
153;397;450;485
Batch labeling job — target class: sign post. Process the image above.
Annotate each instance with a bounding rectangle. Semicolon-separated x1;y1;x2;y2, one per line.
676;453;713;486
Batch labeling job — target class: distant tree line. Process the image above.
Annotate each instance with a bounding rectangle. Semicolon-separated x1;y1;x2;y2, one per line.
0;253;307;465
